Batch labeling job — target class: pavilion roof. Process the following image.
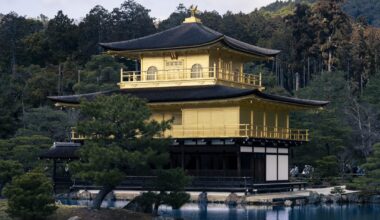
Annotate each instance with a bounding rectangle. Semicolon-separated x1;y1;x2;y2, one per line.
39;142;80;160
99;22;280;57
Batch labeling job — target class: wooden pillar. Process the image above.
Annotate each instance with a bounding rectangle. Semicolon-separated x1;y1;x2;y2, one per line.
181;145;185;169
222;153;227;176
53;159;57;193
196;154;200;176
237;152;241;177
275;113;278;138
263;111;267;138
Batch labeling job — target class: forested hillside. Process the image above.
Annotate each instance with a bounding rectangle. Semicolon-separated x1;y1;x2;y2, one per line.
263;0;380;27
0;0;379;177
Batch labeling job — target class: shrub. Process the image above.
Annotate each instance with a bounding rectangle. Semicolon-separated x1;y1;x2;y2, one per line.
2;171;57;220
0;160;23;193
163;191;191;209
315;155;339;178
330;186;345;194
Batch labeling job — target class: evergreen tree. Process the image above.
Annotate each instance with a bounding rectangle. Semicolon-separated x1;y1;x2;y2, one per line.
0;160;23;193
309;0;352;72
71;94;171;209
3;170;57;220
77;5;112;62
110;0;156;41
72;55;122;94
0;135;51;170
352;143;380;192
46;10;78;64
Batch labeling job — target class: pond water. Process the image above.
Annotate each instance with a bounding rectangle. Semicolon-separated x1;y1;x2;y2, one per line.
159;203;380;220
57;199;380;220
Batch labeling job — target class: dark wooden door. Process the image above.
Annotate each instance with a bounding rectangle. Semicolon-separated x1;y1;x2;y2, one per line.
253;154;266;183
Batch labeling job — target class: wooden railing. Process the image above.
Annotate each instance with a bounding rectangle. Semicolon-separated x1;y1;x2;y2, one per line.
71;124;308;142
120;67;262;87
166;124;308;141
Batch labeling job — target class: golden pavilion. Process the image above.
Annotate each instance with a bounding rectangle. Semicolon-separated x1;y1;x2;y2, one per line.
43;9;328;191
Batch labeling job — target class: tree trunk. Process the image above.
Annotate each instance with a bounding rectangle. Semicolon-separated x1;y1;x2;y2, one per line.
328;36;332;72
92;185;113;209
153;202;160;216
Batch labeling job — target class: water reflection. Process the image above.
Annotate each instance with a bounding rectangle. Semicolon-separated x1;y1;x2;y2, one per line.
57;198;129;208
159;204;380;220
57;199;380;220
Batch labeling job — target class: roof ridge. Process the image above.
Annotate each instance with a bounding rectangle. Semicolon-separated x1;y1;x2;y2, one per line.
99;24;186;47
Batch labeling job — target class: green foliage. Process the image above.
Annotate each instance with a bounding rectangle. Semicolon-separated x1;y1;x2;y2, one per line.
293;72;352;166
342;0;380;27
0;160;23;191
352;143;380;192
315;155;339;178
46;10;78;63
331;186;345;194
20;65;58;106
0;12;43;73
163;192;191;209
0;135;51;170
17;106;74;141
362;73;380;108
2;170;57;220
72;55;122;93
71;94;171;209
152;168;191;192
0;76;21;138
140;168;191;212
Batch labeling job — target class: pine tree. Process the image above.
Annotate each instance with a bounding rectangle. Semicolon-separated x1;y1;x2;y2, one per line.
352;143;380;192
71;94;171;209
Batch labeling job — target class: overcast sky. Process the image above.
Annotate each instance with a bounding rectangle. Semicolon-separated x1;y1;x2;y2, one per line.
0;0;277;21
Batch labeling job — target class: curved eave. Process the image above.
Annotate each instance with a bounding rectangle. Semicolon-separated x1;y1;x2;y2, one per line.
48;86;329;109
251;91;330;109
102;38;280;59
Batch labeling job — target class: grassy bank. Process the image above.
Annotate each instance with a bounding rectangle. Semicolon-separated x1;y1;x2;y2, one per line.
0;200;151;220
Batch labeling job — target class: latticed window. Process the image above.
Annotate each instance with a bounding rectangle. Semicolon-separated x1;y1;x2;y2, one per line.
191;64;202;78
147;66;158;80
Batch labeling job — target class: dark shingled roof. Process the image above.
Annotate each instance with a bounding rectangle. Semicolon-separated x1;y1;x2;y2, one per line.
48;85;329;107
39;142;80;159
99;22;280;57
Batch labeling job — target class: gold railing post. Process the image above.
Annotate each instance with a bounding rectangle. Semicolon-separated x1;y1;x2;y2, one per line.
259;73;262;87
213;63;216;78
120;68;123;82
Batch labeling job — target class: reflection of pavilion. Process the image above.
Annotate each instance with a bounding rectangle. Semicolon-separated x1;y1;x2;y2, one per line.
42;8;328;192
161;203;290;220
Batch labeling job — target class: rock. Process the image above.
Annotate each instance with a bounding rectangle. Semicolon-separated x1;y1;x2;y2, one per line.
78;190;92;200
124;195;153;214
331;194;341;203
105;191;116;201
321;195;333;204
295;199;306;206
370;195;380;203
237;196;246;205
308;192;321;204
284;200;293;206
198;192;208;204
340;195;349;204
347;193;360;203
67;216;81;220
225;193;239;206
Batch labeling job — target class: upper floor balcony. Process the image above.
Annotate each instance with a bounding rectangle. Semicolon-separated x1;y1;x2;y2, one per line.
71;124;308;142
118;66;263;90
